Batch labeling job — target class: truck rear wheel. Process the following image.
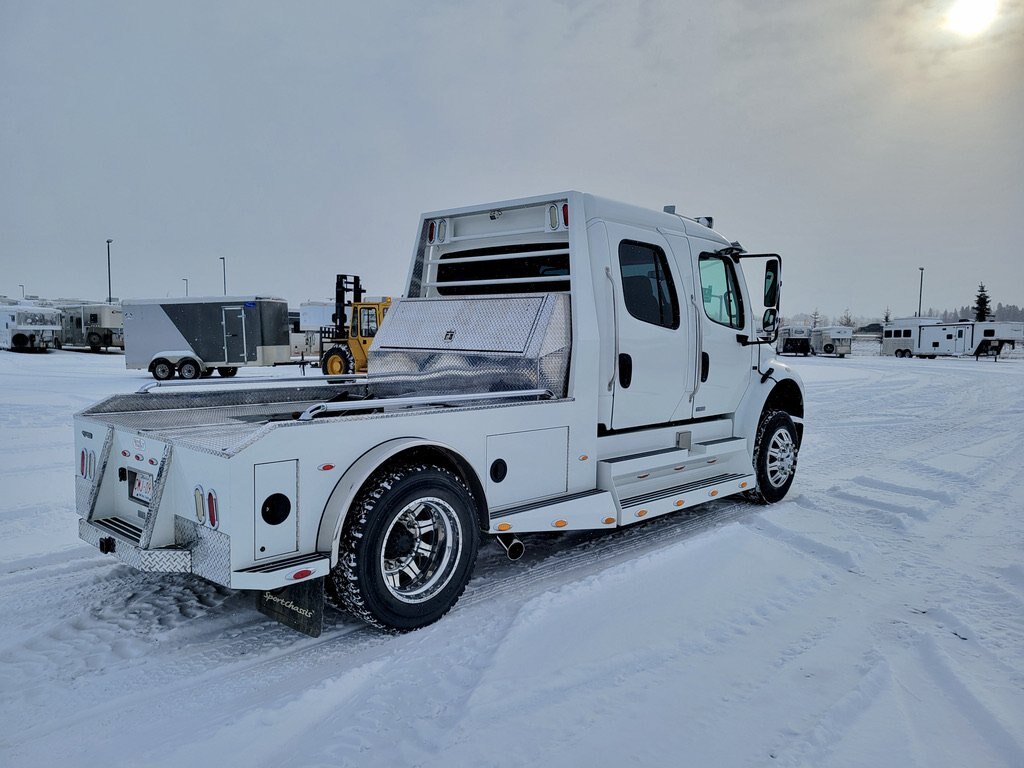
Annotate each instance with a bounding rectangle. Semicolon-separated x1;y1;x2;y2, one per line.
328;463;480;632
747;410;799;505
152;359;175;380
321;345;354;376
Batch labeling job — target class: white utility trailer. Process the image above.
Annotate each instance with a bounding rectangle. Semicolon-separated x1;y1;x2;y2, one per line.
882;318;1023;359
1;300;63;351
810;326;852;357
122;296;292;379
777;325;811;355
74;192;805;636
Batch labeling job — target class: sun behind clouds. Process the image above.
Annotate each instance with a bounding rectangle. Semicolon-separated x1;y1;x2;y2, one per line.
945;0;999;36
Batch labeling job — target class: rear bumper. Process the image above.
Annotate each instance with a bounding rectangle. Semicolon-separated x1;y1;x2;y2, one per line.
79;518;192;572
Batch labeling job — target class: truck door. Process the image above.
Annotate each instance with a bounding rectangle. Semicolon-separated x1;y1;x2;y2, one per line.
689;246;755;418
604;223;691;430
222;306;248;363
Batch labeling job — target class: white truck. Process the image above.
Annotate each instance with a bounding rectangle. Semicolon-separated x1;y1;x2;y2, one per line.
810;326;852;357
56;302;124;352
73;192;804;636
1;300;63;351
882;318;1023;359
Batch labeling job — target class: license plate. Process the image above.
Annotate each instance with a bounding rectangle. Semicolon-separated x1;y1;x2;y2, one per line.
130;470;154;505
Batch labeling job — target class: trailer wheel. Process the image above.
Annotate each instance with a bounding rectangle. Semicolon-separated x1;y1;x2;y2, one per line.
823;343;835;354
746;410;799;505
328;463;480;632
152;359;175;380
216;367;238;377
321;345;355;376
894;349;903;358
201;368;214;377
178;358;202;380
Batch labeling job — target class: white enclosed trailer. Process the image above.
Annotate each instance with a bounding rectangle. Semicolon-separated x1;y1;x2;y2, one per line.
122;296;292;379
56;302;124;351
776;325;811;355
882;318;1023;359
0;301;63;351
810;326;852;357
74;192;804;635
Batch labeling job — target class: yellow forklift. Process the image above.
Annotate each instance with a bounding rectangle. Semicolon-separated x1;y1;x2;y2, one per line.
319;274;391;375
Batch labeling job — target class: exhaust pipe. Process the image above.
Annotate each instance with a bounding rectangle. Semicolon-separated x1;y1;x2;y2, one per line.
496;533;525;561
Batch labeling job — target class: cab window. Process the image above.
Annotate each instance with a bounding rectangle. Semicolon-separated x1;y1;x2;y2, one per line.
699;254;744;329
359;307;379;337
618;240;679;329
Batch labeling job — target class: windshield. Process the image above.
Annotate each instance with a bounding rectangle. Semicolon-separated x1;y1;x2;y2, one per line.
16;310;62;327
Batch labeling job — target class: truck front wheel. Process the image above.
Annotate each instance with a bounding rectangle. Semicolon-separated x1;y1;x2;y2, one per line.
747;410;799;505
328;463;480;632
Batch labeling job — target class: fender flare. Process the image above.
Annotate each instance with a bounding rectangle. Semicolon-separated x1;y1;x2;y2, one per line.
315;437;480;566
733;364;805;455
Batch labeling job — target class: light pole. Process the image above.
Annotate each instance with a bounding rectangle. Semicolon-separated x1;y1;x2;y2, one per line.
219;256;226;295
106;239;113;303
182;278;189;296
18;284;25;298
917;267;924;318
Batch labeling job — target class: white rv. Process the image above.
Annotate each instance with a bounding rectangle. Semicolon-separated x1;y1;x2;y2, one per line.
122;296;292;379
0;301;63;351
810;326;852;357
882;318;1023;359
74;192;804;636
56;302;124;351
777;325;811;355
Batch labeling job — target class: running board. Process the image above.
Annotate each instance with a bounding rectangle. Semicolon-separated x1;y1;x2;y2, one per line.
487;490;618;533
619;473;755;524
233;552;331;590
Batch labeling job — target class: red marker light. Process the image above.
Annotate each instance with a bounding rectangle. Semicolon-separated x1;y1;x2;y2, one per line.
148;458;158;466
562;203;569;227
291;569;314;580
317;463;335;471
121;450;130;457
427;220;436;243
80;450;86;477
134;454;143;462
207;491;218;529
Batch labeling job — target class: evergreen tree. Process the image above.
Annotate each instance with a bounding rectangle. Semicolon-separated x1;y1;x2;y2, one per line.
974;283;991;321
839;308;854;326
883;307;891;322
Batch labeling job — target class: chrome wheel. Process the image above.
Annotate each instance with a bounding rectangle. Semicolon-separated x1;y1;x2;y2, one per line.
380;497;462;604
766;428;796;488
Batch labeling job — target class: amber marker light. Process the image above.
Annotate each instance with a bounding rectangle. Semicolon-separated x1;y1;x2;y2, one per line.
553;519;568;528
602;517;615;525
497;522;512;532
674;500;685;507
740;482;748;489
636;509;648;518
710;490;719;497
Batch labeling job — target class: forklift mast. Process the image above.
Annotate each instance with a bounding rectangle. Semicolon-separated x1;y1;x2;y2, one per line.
333;274;364;339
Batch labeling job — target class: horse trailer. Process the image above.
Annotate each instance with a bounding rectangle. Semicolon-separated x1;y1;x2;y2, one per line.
56;303;124;351
882;318;1024;359
810;326;852;357
1;300;63;351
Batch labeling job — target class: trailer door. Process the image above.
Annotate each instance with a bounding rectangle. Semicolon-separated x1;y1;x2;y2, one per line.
222;306;249;363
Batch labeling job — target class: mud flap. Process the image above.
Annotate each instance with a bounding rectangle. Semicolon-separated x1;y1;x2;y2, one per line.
256;577;325;637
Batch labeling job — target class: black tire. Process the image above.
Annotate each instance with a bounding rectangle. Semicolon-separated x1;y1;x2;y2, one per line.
321;345;354;376
217;366;238;377
746;410;799;505
152;359;175;380
839;353;846;358
823;343;835;355
178;358;202;380
894;349;903;358
328;463;480;632
201;368;215;377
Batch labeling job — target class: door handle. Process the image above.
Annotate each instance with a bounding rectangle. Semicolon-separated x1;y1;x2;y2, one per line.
701;352;710;383
618;353;633;389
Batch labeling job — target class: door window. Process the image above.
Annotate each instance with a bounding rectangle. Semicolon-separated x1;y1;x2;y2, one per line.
359;307;379;337
699;254;744;329
618;241;679;329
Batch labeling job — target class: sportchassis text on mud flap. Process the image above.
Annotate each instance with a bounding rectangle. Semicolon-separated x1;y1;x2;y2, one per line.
74;192;804;636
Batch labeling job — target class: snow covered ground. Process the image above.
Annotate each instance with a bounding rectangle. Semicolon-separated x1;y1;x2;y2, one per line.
1;350;1022;767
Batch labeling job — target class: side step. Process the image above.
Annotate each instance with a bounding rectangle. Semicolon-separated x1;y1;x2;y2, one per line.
233;552;331;590
619;473;755;523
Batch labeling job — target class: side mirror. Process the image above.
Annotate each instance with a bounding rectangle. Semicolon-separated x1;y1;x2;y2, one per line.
764;259;780;308
762;308;779;335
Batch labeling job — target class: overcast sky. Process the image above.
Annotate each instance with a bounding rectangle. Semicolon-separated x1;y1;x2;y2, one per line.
2;0;1021;319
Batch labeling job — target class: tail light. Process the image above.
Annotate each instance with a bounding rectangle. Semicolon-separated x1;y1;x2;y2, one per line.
562;203;569;227
207;490;219;529
80;449;86;477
